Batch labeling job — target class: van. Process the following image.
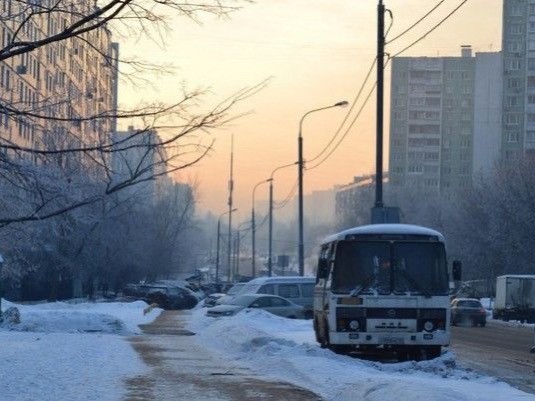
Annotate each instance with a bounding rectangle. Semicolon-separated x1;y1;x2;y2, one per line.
233;276;316;319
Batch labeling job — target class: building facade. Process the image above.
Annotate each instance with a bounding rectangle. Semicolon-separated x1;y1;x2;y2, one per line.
0;1;118;163
389;47;502;193
502;0;535;159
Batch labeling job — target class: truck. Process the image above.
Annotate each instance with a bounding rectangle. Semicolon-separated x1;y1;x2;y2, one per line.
493;275;535;323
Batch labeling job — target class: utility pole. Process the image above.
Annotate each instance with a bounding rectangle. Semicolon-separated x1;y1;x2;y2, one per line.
375;0;385;210
227;135;235;282
371;0;400;224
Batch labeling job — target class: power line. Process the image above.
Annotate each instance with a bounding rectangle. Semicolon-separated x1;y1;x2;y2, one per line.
307;57;377;164
390;0;470;58
274;179;298;210
306;56;392;171
386;0;447;45
307;82;376;171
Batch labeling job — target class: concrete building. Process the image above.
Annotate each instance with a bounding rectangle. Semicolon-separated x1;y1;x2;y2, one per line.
388;47;502;193
0;2;118;162
502;0;535;159
112;126;169;206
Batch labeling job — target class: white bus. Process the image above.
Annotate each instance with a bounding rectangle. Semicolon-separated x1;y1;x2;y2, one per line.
313;224;461;360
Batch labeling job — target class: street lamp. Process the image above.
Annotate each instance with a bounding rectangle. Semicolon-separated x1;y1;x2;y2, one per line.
216;208;237;286
251;178;272;279
269;162;297;277
297;100;348;276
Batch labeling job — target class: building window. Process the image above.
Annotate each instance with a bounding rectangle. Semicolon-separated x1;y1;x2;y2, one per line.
511;5;523;17
526;130;535;142
506;114;521;125
507;96;519;106
509;41;522;52
509;24;522;35
510;59;522;70
508;78;521;88
506;131;519;142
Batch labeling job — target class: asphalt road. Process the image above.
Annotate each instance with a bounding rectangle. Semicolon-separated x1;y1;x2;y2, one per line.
450;320;535;395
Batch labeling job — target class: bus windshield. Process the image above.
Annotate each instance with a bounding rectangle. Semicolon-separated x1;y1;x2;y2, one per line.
331;240;449;296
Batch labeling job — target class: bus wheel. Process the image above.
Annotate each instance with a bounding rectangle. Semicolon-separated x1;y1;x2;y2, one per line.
425;346;441;360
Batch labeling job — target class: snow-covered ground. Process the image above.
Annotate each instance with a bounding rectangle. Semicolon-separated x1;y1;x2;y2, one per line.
188;306;535;401
0;299;160;401
0;299;534;401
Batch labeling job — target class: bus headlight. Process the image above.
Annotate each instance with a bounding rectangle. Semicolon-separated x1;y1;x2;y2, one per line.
423;321;434;332
349;320;360;330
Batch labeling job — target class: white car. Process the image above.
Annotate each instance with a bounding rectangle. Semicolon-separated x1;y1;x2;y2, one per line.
206;293;304;319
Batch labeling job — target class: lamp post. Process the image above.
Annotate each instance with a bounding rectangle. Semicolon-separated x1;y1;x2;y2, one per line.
251;178;272;279
297;101;348;276
269;162;297;277
216;208;237;285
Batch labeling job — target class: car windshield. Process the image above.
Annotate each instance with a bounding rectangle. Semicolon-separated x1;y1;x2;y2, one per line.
227;283;246;295
331;240;449;295
228;295;258;307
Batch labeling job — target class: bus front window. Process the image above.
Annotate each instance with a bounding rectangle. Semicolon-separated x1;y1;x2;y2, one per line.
393;242;449;295
332;241;390;295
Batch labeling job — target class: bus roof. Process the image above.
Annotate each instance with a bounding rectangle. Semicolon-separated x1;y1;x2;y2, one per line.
321;224;445;244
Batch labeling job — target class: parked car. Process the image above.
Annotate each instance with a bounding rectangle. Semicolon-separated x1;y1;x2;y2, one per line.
142;285;199;310
215;282;247;305
206;294;304;319
451;297;487;327
219;276;315;319
203;292;226;307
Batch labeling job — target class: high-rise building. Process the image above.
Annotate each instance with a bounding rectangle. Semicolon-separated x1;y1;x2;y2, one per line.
502;0;535;159
0;1;118;163
388;47;502;193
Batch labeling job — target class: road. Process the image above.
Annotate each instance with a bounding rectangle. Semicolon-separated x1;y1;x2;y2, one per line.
450;320;535;395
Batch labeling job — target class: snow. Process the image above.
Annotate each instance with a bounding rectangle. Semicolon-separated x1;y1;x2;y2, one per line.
188;307;535;401
1;298;534;401
0;299;161;401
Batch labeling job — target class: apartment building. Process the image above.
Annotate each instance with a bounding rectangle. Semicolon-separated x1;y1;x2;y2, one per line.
388;47;502;194
502;0;535;158
0;1;118;164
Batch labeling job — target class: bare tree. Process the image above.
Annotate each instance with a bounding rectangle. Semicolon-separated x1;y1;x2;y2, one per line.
0;0;260;226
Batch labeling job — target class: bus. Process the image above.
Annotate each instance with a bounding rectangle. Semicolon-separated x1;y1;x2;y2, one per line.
312;224;461;360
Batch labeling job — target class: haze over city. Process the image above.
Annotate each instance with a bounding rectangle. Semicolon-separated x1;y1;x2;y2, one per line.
120;0;502;219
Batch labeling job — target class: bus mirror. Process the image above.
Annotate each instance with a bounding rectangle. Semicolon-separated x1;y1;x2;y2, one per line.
452;260;462;281
317;259;329;279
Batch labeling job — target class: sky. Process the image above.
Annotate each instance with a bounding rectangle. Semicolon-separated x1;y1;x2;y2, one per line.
1;298;534;401
119;0;503;219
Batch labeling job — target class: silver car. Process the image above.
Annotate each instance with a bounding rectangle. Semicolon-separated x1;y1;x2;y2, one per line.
206;294;304;319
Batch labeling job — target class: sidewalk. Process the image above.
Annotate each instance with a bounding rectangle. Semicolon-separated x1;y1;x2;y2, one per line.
123;310;322;401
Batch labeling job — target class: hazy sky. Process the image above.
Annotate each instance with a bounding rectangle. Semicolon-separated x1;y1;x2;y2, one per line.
120;0;502;220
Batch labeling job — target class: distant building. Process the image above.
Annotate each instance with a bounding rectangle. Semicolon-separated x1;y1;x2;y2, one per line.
388;47;502;194
501;0;535;159
112;126;168;205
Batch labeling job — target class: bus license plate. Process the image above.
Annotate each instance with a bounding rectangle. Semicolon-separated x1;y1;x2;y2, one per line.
380;337;404;344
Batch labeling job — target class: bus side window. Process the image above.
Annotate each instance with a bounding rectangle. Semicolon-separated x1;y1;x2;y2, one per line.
316;244;333;282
